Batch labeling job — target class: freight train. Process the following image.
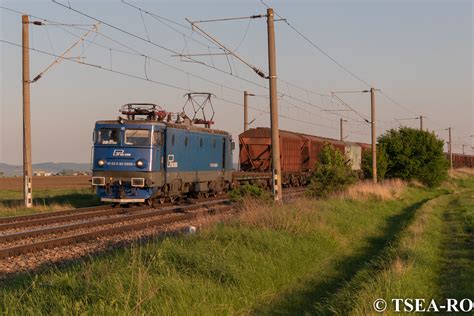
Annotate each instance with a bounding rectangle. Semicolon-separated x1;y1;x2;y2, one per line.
238;127;365;187
447;152;474;168
91;103;473;205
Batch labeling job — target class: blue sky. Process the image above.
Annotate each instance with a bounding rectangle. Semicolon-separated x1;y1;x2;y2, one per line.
1;0;472;164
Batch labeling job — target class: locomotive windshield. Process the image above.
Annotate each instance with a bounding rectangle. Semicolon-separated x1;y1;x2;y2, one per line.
97;128;120;145
124;129;150;146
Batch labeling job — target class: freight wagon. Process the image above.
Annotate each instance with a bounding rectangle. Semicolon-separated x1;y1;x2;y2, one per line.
238;127;365;187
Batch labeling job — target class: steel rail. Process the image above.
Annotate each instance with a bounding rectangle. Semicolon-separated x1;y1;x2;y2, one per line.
0;206;146;231
0;205;112;225
0;203;232;259
0;194;228;227
0;199;229;244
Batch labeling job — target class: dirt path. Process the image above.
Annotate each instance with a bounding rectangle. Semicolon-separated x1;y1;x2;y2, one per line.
439;191;474;300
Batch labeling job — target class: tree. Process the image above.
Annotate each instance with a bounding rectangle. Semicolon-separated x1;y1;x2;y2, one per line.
361;145;389;180
378;127;448;187
308;142;357;197
58;169;75;176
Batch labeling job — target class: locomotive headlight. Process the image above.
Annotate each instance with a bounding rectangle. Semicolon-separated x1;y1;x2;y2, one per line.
136;159;145;168
97;159;105;167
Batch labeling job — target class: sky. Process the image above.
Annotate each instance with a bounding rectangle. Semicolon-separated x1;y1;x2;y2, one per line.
1;0;473;164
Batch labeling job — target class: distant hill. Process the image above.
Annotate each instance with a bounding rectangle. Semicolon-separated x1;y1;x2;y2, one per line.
0;162;90;177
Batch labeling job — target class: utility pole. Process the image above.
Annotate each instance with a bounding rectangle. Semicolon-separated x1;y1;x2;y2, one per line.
370;88;377;183
462;144;466;155
448;127;453;169
419;115;424;131
22;15;33;208
267;8;282;201
340;118;347;141
243;91;254;131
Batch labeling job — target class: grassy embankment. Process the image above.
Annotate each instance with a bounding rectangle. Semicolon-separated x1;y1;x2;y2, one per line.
0;188;98;218
1;173;473;315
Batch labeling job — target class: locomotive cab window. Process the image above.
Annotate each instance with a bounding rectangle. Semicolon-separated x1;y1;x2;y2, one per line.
97;128;120;145
125;129;150;146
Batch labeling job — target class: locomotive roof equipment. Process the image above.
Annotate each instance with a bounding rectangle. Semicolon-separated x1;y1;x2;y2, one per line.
182;92;216;128
119;103;167;121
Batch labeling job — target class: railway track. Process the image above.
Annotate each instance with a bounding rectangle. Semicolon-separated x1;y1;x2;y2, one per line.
0;194;227;234
0;199;231;260
0;188;306;263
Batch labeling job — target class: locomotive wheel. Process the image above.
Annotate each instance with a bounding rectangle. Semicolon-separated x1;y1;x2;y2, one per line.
158;197;166;204
145;198;154;206
204;192;210;198
169;196;177;203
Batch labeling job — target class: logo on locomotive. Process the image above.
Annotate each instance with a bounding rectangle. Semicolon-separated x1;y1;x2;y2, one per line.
112;149;132;157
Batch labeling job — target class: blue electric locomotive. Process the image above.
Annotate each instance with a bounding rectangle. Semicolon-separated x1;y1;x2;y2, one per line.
91;103;234;205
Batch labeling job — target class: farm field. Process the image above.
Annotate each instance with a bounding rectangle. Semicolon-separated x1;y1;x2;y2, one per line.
0;176;91;190
0;176;98;217
1;172;472;315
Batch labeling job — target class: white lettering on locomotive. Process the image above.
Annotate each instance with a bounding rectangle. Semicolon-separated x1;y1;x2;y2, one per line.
167;154;178;168
112;149;132;157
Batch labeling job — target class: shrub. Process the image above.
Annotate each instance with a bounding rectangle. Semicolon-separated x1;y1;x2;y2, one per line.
307;142;357;197
378;127;448;187
228;183;270;202
361;145;389;180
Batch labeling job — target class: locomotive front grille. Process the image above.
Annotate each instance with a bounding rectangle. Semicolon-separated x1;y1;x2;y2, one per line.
92;177;106;186
131;178;145;187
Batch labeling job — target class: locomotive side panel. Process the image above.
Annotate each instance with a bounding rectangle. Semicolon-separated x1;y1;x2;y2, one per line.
164;127;232;194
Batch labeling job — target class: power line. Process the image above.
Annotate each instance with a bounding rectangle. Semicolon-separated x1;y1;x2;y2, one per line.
52;0;273;92
258;0;425;119
0;39;188;90
259;0;373;88
379;90;419;116
185;16;267;78
7;3;394;141
121;0;220;50
118;2;333;110
52;1;374;127
125;2;329;99
0;5;93;26
6;7;360;130
1;38;347;134
330;93;370;123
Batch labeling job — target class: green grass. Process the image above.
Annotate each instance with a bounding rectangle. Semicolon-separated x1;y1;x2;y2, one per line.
0;188;99;217
321;178;474;315
0;177;472;315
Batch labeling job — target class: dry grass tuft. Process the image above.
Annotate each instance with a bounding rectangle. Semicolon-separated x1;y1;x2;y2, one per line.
409;179;425;188
391;256;409;275
339;179;406;201
0;202;72;217
449;168;474;179
236;197;325;234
